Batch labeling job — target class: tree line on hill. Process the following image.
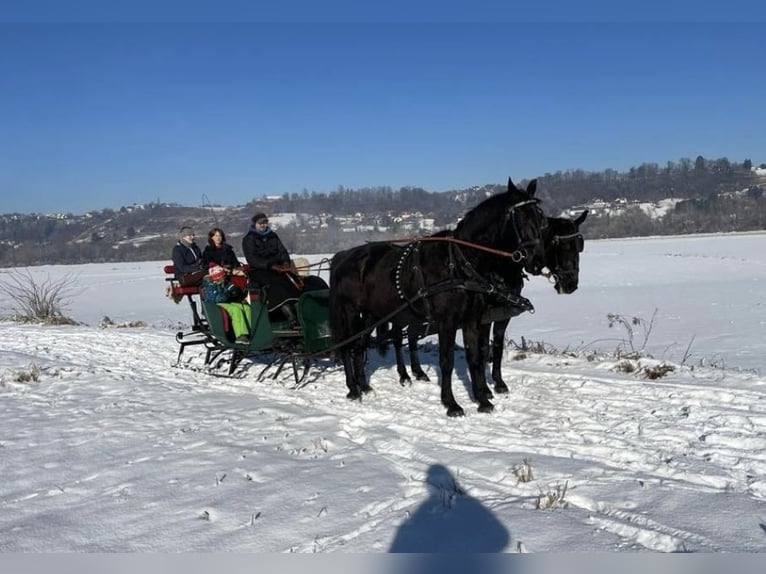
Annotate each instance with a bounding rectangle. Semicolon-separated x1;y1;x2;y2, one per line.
0;155;763;267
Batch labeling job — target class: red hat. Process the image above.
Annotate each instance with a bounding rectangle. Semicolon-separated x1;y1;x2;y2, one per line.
208;266;226;281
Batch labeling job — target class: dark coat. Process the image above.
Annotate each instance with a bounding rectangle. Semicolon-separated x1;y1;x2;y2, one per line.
242;228;296;308
171;240;203;277
242;228;290;271
201;243;242;270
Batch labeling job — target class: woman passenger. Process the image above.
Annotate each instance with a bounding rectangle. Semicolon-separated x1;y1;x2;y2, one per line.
202;227;244;276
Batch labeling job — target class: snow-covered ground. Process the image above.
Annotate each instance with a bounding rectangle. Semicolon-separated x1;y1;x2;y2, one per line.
1;232;765;552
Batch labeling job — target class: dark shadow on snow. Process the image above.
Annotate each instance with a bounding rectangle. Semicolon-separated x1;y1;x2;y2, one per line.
389;464;511;571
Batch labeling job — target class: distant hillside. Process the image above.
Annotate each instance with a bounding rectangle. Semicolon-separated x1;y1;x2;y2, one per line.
1;155;764;267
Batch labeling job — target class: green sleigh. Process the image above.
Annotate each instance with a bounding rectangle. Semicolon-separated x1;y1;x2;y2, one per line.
165;264;333;383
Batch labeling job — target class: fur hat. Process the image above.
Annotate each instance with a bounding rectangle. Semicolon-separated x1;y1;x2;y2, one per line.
251;213;268;224
208;265;226;282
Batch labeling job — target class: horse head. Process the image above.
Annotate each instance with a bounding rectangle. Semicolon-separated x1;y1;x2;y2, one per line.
453;176;547;275
545;209;588;294
504;177;548;275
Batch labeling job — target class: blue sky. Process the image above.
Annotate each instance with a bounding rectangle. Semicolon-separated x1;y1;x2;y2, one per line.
1;6;765;213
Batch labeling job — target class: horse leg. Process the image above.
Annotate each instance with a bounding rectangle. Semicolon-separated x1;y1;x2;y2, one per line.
491;319;510;394
356;344;373;394
341;347;362;401
408;323;430;382
464;322;494;413
392;325;412;385
341;313;371;400
438;326;464;417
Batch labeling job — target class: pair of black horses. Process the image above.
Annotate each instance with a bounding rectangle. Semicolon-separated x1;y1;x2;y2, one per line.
329;178;588;417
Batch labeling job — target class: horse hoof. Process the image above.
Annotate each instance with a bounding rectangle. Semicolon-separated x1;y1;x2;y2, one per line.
360;384;374;395
399;376;412;386
346;390;361;401
447;406;465;417
415;373;430;382
494;382;509;394
478;401;495;414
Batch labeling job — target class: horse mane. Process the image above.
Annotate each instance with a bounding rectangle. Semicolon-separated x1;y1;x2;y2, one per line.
454;188;527;246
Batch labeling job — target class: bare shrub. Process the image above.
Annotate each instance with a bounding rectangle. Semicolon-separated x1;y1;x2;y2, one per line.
1;363;42;387
0;269;77;325
606;308;657;358
99;316;147;329
614;360;637;374
15;363;41;383
509;336;557;355
641;363;675;379
536;481;569;510
512;458;535;484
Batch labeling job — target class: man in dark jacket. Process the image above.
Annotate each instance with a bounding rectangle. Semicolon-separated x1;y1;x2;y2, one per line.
172;226;205;286
242;214;291;273
242;213;300;319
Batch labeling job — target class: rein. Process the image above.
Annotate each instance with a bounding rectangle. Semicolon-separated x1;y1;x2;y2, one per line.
292;257;332;274
385;235;527;263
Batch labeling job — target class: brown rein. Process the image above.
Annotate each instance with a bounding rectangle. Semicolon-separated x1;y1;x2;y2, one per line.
290;235;532;274
384;235;526;262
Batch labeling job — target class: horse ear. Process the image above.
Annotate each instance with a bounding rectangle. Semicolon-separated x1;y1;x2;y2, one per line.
507;177;516;192
526;179;537;197
574;209;589;226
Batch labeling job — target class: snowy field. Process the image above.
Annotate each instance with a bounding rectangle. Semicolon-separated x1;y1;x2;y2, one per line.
1;232;766;553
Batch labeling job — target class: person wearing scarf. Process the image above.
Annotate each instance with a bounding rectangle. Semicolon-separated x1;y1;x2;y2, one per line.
242;213;302;325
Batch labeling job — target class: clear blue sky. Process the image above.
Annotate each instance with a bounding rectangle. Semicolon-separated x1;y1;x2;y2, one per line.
1;2;765;213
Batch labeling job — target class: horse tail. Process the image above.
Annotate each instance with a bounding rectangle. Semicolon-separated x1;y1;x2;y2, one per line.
328;259;348;346
329;249;361;347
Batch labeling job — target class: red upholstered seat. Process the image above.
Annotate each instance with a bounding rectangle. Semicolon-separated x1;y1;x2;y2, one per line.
164;264;200;296
174;285;201;296
164;263;249;298
231;273;248;290
218;306;231;333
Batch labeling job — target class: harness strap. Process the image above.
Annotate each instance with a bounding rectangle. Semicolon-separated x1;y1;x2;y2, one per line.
394;237;535;318
551;232;583;242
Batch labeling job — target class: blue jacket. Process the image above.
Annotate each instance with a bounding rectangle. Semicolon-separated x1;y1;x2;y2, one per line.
201;277;230;304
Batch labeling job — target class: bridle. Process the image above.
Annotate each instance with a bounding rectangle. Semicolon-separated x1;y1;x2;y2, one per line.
502;198;547;265
545;231;584;284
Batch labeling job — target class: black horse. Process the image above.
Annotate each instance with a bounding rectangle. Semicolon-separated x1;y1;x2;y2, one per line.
329;178;547;417
485;211;588;393
385;211;588;389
